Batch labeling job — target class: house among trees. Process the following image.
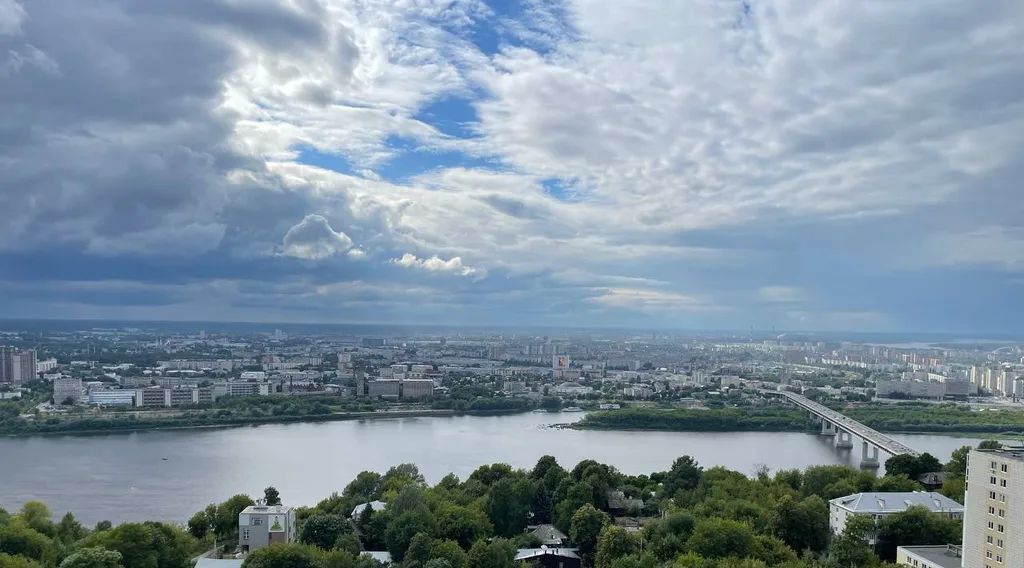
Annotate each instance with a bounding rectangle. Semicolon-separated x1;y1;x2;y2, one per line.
515;546;582;568
526;524;569;546
606;490;644;516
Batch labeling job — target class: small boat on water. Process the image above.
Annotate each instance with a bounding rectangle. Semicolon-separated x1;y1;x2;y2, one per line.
562;407;583;412
532;408;548;413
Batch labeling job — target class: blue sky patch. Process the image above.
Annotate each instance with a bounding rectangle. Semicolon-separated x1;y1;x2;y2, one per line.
294;145;356;176
374;135;499;182
413;96;480;138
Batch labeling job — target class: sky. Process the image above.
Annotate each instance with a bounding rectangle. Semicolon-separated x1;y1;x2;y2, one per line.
1;0;1023;333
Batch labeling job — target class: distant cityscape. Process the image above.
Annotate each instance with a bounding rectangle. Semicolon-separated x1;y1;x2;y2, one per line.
2;323;1024;413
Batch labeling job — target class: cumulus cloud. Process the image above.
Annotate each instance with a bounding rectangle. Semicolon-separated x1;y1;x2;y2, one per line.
279;214;361;260
392;253;480;277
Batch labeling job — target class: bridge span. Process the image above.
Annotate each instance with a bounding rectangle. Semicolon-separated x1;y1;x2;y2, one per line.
760;389;919;466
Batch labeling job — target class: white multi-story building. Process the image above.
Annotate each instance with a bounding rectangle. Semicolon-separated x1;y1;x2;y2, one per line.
37;358;59;374
962;447;1024;568
828;492;963;543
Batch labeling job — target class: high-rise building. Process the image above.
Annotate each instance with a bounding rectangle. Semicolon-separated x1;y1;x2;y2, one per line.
0;347;36;385
962;447;1023;568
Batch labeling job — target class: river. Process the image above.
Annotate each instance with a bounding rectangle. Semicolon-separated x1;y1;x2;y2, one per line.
0;412;991;524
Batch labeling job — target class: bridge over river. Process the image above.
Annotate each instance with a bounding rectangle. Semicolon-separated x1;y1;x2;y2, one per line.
760;389;920;467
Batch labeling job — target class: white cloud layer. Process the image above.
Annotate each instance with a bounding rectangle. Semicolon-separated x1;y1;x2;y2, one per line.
392;253;480;277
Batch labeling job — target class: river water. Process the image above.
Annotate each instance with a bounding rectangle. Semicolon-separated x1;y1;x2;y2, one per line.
0;412;989;524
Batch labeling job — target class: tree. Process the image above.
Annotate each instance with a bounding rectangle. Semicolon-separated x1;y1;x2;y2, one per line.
59;548;124;568
435;505;492;549
686;518;754;559
264;487;281;506
214;495;255;537
403;532;433;566
595;525;637;568
19;502;55;537
663;456;702;497
569;504;610;566
875;506;962;560
187;510;211;541
466;539;516;568
384;510;435;561
94;521;113;533
531;455;562;480
873;474;921;492
56;512;86;544
944;446;971;477
978;439;1001;450
0;553;43;568
80;522;195;568
826;514;877;568
241;544;320;568
485;477;533;537
0;523;56;565
344;472;383;501
768;495;828;553
883;453;941;481
300;514;352;550
428;540;467;568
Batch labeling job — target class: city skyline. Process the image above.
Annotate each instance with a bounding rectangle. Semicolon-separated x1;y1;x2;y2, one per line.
2;1;1024;332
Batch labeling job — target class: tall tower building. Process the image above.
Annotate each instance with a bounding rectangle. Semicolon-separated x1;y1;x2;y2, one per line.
963;447;1023;568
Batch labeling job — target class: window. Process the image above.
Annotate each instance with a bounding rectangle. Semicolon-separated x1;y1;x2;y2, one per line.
987;550;993;559
988;536;994;544
1001;464;1008;472
997;539;1004;548
991;476;998;484
242;528;250;540
989;490;997;499
996;555;1003;563
252;517;263;526
992;461;998;469
989;506;996;514
998;508;1005;517
999;493;1006;502
997;524;1004;532
988;521;995;529
1000;479;1007;487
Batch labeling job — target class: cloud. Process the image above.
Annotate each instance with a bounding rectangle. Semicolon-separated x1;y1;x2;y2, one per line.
0;0;26;36
279;214;360;260
1;0;1024;331
922;226;1024;270
589;287;714;313
391;253;480;277
758;286;804;303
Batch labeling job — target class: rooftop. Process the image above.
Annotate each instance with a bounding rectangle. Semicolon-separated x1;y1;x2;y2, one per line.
975;446;1024;461
240;504;293;515
830;492;963;514
897;545;962;568
515;548;581;561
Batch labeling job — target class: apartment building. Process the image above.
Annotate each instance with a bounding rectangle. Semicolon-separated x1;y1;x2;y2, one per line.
829;492;963;543
962;447;1023;568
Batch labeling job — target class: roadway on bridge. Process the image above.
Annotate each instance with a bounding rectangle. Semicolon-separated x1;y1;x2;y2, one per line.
761;389;920;457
